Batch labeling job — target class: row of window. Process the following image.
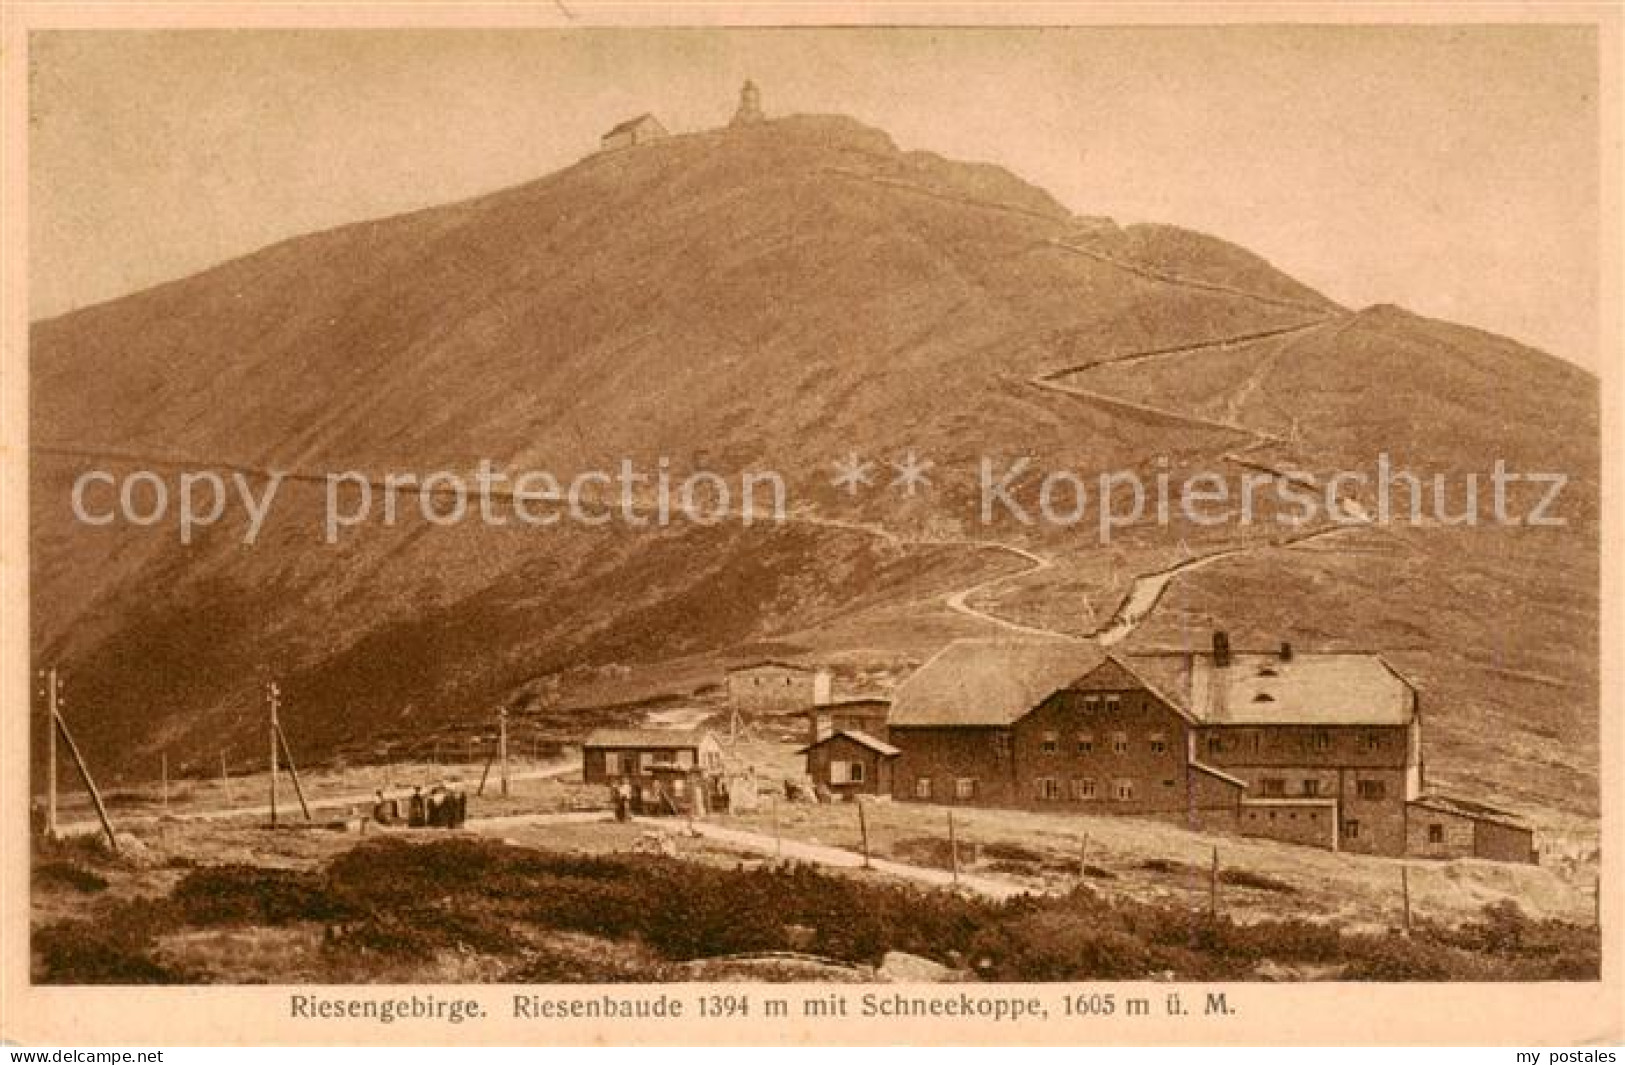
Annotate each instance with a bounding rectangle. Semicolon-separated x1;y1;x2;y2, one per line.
912;776;1173;802
915;777;980;800
1038;731;1168;755
1205;730;1398;756
1255;778;1387;800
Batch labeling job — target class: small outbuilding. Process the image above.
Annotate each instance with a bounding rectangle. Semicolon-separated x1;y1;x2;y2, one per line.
600;113;668;152
1406;794;1537;864
806;697;891;745
798;729;899;801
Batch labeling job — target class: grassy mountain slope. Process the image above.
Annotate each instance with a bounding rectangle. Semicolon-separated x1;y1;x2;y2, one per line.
29;114;1598;832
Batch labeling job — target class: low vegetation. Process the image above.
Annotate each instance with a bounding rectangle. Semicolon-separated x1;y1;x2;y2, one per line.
34;838;1598;985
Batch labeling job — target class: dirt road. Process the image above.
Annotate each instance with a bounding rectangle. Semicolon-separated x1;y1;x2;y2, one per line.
55;758;581;838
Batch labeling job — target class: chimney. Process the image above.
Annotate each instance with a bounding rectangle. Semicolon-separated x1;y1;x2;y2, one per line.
1213;631;1232;668
1280;640;1294;662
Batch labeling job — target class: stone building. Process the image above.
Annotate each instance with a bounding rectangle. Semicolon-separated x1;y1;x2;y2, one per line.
731;80;764;126
725;660;832;714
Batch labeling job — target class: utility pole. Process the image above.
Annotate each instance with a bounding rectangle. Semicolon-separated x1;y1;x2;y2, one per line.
947;809;960;888
274;719;313;821
498;707;510;797
268;680;280;829
53;708;117;853
43;667;60;840
857;799;871;869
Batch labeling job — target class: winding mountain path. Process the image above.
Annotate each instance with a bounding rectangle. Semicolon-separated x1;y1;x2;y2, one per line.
37;222;1358;665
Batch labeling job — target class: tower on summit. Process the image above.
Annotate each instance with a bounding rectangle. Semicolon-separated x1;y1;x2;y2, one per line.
731;80;764;126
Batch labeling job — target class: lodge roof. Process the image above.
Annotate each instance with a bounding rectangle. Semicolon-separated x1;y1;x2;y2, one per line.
888;639;1415;729
888;639;1106;727
1125;651;1415;726
583;728;709;750
797;729;900;757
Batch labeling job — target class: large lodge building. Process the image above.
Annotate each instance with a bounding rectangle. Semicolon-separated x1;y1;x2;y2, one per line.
880;633;1535;862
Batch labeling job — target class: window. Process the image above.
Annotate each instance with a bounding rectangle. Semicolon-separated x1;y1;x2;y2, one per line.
1344;819;1361;840
1261;778;1285;798
1037;777;1061;801
1041;731;1058;754
915;777;932;800
1359;731;1388;751
1148;732;1167;754
955;778;977;800
1310;731;1331;752
830;761;850;785
1428;823;1445;844
1113;779;1136;802
1357;779;1387;801
992;733;1011;756
1163;778;1176;788
1105;694;1122;710
1076;733;1094;754
1112;731;1129;754
1302;779;1321;797
1072;777;1097;801
1207;735;1225;756
1083;694;1101;711
848;761;865;784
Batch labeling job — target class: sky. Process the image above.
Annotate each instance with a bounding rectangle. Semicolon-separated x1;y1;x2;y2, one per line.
29;26;1602;369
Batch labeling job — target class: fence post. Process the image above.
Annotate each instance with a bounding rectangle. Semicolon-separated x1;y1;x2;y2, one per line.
1209;846;1219;921
857;799;871;869
1401;864;1413;935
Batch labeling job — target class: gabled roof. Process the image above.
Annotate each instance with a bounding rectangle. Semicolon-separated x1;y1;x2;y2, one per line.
602;112;663;138
1123;651;1415;726
583;728;708;750
819;697;890;711
887;639;1106;727
728;659;819;674
797;729;900;757
1410;793;1528;828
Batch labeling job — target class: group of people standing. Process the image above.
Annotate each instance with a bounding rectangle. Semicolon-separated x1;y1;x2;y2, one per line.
372;781;468;828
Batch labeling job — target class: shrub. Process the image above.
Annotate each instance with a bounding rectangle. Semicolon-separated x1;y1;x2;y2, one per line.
33;860;109;893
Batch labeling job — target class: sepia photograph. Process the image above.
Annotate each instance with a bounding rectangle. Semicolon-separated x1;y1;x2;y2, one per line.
1;4;1620;1049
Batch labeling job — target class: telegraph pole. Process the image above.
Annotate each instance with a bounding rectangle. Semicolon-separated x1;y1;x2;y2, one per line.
268;680;280;828
43;667;60;840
